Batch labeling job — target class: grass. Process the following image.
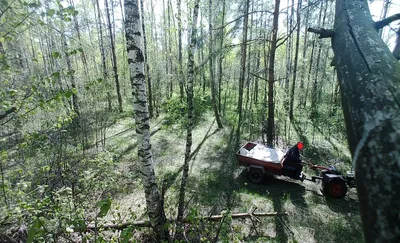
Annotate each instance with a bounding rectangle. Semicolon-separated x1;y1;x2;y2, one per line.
96;108;363;242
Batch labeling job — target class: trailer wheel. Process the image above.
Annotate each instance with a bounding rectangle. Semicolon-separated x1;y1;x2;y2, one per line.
324;179;347;198
247;168;264;184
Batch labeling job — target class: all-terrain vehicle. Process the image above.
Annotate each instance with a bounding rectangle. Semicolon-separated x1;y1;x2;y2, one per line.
236;142;356;198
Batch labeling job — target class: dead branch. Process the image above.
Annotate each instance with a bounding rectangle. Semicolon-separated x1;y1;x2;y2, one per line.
374;13;400;29
83;211;288;231
207;211;287;221
307;27;335;38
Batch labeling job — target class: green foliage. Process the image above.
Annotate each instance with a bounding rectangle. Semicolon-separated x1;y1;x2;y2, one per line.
162;94;211;127
97;197;112;217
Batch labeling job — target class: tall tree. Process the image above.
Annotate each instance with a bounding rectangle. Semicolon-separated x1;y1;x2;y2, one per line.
236;0;250;145
289;0;302;120
209;0;223;129
309;0;400;241
177;0;184;102
124;0;168;239
217;0;226;113
140;0;154;118
177;0;200;224
267;0;280;146
95;0;112;110
61;25;80;117
105;0;123;112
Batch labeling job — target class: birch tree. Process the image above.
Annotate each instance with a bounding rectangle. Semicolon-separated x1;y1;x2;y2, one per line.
124;0;168;239
177;0;200;224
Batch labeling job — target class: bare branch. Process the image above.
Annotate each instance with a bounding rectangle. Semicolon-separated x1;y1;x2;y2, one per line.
374;13;400;29
276;23;299;49
213;10;273;30
307;27;335;38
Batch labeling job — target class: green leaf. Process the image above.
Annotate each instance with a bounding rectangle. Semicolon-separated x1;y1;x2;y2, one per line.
64;17;72;22
27;219;39;243
52;71;60;79
97;198;112;218
51;52;61;58
65;90;73;99
121;226;134;243
47;9;55;17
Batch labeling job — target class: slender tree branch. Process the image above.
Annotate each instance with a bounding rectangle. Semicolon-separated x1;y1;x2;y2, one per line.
374;13;400;29
276;23;299;49
213;10;273;30
307;27;335;38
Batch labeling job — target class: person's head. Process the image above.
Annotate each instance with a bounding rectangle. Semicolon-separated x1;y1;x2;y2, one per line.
297;142;304;150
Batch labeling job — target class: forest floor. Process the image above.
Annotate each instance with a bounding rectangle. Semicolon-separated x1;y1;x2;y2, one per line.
98;112;363;242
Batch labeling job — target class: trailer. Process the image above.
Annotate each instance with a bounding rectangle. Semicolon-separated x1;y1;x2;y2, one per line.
236;142;355;198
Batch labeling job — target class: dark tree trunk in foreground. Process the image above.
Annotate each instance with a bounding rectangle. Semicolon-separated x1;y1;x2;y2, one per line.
177;0;200;224
309;0;400;241
267;0;280;146
124;0;168;239
106;0;123;112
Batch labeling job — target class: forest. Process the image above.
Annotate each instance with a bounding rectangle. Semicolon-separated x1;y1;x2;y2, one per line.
1;0;399;242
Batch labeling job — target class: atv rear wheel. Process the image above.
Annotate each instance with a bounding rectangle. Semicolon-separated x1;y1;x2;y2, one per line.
324;179;347;198
247;168;264;184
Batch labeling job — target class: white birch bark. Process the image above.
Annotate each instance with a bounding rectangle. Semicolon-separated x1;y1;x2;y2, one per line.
124;0;167;239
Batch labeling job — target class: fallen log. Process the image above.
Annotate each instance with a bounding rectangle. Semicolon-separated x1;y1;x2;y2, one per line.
84;211;288;231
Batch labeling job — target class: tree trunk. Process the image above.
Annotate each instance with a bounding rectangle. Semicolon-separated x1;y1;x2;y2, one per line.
217;0;226;113
329;0;400;241
140;0;153;118
95;0;112;111
235;0;250;145
310;1;328;117
61;28;80;117
105;0;123;112
177;0;200;224
289;0;301;120
124;0;168;239
267;0;280;146
177;0;184;102
209;0;223;129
